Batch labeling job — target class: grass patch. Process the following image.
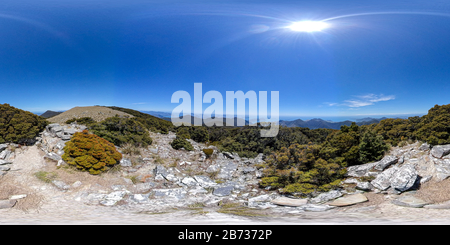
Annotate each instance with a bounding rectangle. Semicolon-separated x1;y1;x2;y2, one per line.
34;171;57;183
187;202;209;215
217;202;268;217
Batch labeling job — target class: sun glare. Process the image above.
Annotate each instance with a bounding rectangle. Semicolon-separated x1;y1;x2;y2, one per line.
287;21;329;32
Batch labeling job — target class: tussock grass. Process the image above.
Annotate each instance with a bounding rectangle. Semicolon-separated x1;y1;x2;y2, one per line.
415;178;450;203
0;175;44;211
217;202;268;217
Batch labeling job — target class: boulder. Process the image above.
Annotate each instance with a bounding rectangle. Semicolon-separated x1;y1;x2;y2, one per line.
0;199;17;209
310;190;342;204
52;180;70;191
346;161;378;177
0;165;11;171
390;164;418;192
271;196;308;207
371;165;400;191
0;144;7;152
181;177;198;187
193;176;218;188
301;204;335;212
152;188;187;199
213;185;234;197
153;165;169;178
0;159;12;165
0;150;11;160
373;156;399;171
392;195;429;208
326;193;368;207
164;174;178;182
431;145;450;159
418;143;431;151
44;152;62;162
100;191;129;206
120;158;132;167
434;159;450;181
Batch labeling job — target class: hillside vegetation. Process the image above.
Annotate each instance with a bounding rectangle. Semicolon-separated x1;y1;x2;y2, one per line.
174;104;450;195
0;103;48;144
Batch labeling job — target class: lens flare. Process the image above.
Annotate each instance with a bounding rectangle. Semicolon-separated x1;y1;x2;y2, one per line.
287;21;329;32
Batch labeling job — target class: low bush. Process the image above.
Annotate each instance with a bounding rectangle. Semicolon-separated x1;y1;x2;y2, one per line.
0;103;48;144
62;130;122;175
89;116;153;147
170;136;194;151
65;117;96;126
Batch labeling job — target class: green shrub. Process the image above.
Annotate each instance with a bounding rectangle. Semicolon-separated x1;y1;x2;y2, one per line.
107;106;174;133
90;116;153;147
170;136;194;151
202;148;214;157
62;130;122;175
0;103;48;144
65;117;96;126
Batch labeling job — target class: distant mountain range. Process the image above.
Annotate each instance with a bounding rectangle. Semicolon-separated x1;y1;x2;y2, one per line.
145;110;390;129
35;109;391;130
279;117;389;130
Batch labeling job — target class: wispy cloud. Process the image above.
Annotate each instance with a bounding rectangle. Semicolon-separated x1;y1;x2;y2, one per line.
325;93;395;108
132;102;147;105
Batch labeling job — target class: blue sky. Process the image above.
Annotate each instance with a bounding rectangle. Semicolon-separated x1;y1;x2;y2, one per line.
2;0;450;120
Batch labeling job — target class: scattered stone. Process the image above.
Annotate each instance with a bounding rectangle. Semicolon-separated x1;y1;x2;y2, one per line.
271;196;308;207
424;200;450;209
0;199;17;209
120;159;132;167
222;152;234;159
373;156;399;171
100;191;129;206
164;174;178;182
310;190;342;204
392;195;429;208
418;143;431;151
57;159;67;167
9;194;27;200
0;144;7;152
346;161;378;177
0;165;10;171
193;175;218;188
181;177;198;187
213;185;234;197
356;182;373;191
0;150;11;160
52;180;70;191
431;145;450;159
0;159;12;165
153;165;169;178
327;193;368;207
44;152;62;162
72;181;83;188
152;188;187;199
301;204;335;212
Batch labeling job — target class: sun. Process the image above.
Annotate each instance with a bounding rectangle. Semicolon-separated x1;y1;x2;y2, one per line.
287;21;329;32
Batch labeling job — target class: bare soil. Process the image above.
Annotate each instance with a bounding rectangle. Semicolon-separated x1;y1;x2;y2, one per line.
47;106;133;124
